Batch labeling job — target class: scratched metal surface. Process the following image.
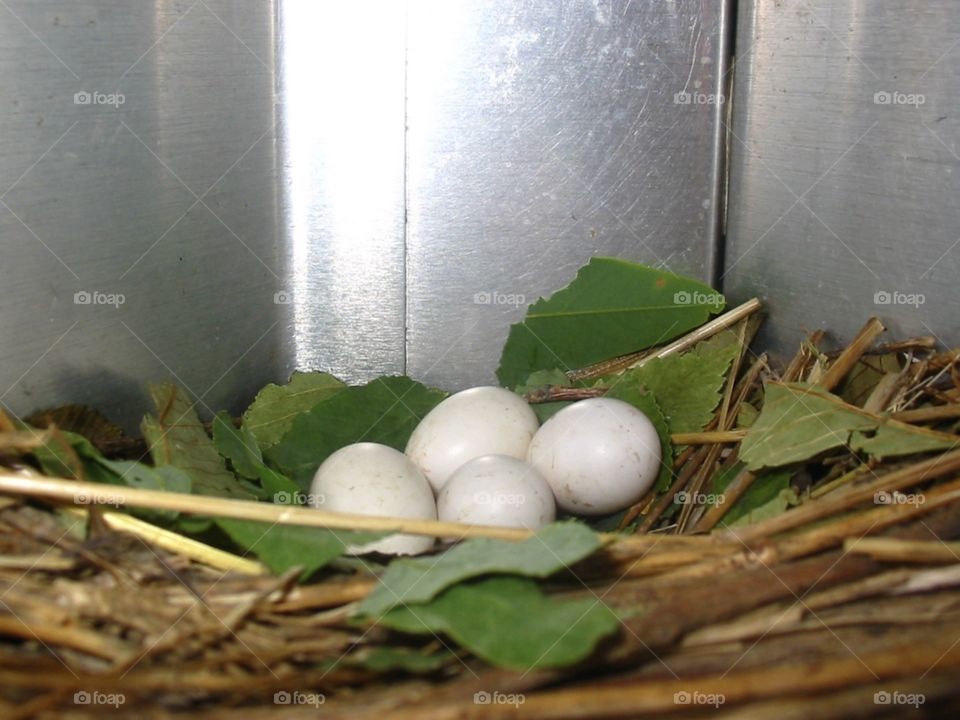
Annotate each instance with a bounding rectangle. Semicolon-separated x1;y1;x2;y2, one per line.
405;0;732;390
723;0;960;359
0;1;286;430
0;0;730;430
277;1;407;386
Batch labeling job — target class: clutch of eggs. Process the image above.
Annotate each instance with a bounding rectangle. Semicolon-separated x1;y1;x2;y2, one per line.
308;387;661;554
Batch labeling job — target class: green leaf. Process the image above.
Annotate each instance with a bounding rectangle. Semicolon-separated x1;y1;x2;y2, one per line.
212;412;301;502
26;427;95;479
588;509;633;532
514;368;575;422
344;646;454;674
243;371;345;451
518;369;571;388
216;518;385;579
357;522;601;618
603;383;675;491
267;376;447;489
141;383;261;500
379;576;620;669
850;424;960;460
740;383;960;471
737;403;760;429
711;463;795;527
612;340;738;435
496;257;725;388
23;425;192;522
94;458;191;493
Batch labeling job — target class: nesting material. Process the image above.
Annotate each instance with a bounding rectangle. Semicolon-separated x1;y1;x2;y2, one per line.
2;308;960;718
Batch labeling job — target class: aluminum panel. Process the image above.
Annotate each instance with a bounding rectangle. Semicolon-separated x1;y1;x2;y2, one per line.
0;1;284;430
277;0;407;384
724;0;960;359
405;0;733;389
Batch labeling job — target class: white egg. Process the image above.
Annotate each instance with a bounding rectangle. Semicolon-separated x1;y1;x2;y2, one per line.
527;398;661;515
437;455;556;531
309;442;436;555
405;386;540;493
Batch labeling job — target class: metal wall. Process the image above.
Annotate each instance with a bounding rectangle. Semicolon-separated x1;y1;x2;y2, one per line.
0;1;282;430
724;0;960;357
404;0;732;390
1;0;732;428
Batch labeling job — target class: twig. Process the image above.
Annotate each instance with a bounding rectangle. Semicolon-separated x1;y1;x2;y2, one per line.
0;472;715;549
524;386;605;404
671;430;748;445
568;298;762;381
677;317;758;532
692;467;756;533
782;330;825;382
0;430;51;451
634;445;712;532
810;462;877;499
62;507;267;576
0;555;74;571
843;537;960;564
729;448;960;543
892;404;960;424
816;317;885;392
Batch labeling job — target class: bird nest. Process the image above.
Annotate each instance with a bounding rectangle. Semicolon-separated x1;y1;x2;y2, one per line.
2;309;960;719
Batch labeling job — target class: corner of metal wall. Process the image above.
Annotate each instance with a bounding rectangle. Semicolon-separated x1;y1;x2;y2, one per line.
708;0;740;292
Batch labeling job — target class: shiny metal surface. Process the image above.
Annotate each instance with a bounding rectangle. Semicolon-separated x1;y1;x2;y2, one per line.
406;0;733;389
724;0;960;358
1;0;730;429
278;1;407;382
0;1;283;430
